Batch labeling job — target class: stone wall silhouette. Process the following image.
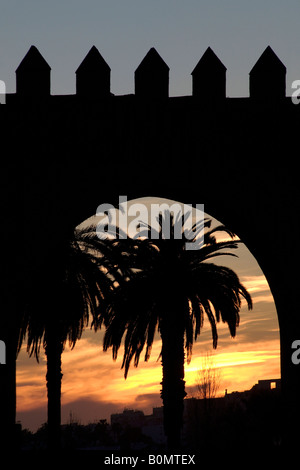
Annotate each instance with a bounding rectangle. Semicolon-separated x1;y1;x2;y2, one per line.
1;44;299;454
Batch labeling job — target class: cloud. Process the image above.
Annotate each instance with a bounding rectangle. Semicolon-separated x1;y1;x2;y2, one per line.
134;393;162;413
240;274;275;304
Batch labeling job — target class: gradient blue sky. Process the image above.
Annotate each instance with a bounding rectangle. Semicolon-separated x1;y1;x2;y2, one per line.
1;0;300;96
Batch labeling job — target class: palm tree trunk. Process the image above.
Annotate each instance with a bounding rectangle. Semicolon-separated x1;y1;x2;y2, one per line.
45;329;63;451
160;305;186;451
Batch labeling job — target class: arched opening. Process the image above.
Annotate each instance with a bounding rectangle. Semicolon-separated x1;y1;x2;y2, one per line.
16;195;281;451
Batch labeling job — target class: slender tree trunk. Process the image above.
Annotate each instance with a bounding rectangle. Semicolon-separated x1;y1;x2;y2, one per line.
45;329;63;451
160;304;186;451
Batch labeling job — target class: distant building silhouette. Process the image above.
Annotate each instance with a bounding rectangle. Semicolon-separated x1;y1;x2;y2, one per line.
110;407;166;446
107;378;282;452
183;378;282;452
111;408;145;428
250;378;281;392
18;379;282;451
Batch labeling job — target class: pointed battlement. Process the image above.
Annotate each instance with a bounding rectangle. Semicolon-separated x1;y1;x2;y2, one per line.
249;46;286;99
191;47;226;99
10;45;293;102
76;46;111;97
135;47;169;99
16;45;51;97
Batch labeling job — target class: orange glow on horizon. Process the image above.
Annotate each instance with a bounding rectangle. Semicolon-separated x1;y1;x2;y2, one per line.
16;213;281;432
17;325;280;429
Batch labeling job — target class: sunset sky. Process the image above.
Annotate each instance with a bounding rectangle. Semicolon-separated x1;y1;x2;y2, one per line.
16;199;280;432
3;0;291;435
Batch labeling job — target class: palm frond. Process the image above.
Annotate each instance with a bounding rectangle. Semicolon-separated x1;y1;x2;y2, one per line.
98;213;252;378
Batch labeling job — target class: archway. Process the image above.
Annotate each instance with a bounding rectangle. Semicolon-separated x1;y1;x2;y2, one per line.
16;195;281;452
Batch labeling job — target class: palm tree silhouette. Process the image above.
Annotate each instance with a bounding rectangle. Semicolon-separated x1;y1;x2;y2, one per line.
18;226;130;450
99;212;253;450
